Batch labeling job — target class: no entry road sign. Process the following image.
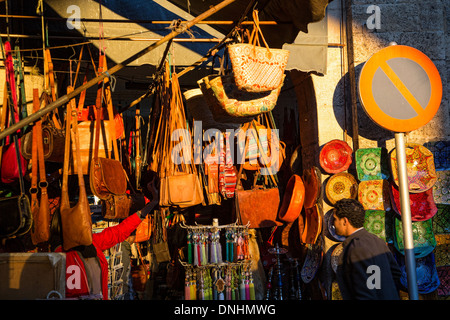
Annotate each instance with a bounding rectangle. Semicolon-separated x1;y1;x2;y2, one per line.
358;45;442;133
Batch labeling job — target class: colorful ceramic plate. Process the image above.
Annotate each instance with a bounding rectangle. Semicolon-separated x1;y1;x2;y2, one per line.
423;140;450;171
433;170;449;205
390;182;437;221
358;179;391;211
364;210;388;242
394;216;436;258
301;242;323;284
301;204;323;245
396;251;440;295
390;143;437;193
331;243;344;274
319;140;353;174
325;210;346;242
278;174;305;223
355;147;390;181
434;234;450;267
326;172;358;205
437;266;450;296
433;204;450;234
302;166;322;209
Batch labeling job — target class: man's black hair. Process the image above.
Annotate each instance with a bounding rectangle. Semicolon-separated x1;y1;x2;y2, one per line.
334;198;365;228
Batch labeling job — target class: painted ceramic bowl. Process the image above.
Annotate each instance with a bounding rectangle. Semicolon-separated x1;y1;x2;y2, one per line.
326;172;358;205
390;182;437;221
301;242;323;284
436;266;450;296
355;147;390;181
358;179;391;211
432;204;450;234
320;140;353;174
364;210;388;242
278;174;305;223
423;140;450;171
396;251;440;295
301;204;323;245
390;143;437;193
302;166;322;209
434;234;450;267
331;243;344;274
433;170;449;205
393;216;436;258
325;209;346;242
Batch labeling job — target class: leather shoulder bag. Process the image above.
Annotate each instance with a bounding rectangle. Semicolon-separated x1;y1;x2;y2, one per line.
60;87;93;251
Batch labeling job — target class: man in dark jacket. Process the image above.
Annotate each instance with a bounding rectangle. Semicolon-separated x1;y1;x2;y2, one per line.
333;199;401;300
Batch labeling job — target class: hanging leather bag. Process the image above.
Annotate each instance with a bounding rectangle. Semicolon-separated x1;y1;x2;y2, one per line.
20;93;65;163
0;41;32;238
1;41;27;184
235;138;282;228
89;55;127;202
60;88;93;251
30;88;51;244
158;66;203;208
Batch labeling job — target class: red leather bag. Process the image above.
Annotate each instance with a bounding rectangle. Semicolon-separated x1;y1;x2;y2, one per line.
1;41;27;183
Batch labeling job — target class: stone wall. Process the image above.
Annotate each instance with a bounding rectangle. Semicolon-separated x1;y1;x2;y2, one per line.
311;0;449;251
350;0;449;148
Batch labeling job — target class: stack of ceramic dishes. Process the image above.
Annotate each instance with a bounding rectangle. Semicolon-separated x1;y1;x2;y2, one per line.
321;140;356;247
321;140;357;206
423;141;450;297
355;147;393;243
390;143;443;295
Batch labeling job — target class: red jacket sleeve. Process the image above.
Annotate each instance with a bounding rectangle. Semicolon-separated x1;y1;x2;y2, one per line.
92;213;143;251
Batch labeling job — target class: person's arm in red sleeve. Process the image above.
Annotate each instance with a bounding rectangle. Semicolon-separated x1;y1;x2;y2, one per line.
93;213;143;251
93;181;158;251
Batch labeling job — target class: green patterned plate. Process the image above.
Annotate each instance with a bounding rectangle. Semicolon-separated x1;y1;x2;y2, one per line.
364;210;394;243
394;216;436;258
355;148;390;181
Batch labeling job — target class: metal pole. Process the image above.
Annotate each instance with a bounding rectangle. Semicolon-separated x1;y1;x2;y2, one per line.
394;132;419;300
0;0;237;142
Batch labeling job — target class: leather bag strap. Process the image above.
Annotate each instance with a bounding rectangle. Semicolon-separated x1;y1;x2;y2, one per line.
30;88;40;209
93;55;104;162
0;81;8;166
61;86;86;209
101;54;119;160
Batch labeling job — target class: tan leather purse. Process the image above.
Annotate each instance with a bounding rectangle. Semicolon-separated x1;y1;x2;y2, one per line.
157;66;204;208
20;92;65;163
30;88;51;245
60;87;93;251
235;139;281;228
89;55;127;201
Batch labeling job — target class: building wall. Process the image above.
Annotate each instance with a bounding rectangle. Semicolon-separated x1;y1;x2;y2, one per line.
312;0;449;250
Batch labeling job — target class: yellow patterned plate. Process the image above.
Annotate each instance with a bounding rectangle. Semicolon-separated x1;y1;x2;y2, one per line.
326;173;358;205
391;143;437;193
358;179;391;211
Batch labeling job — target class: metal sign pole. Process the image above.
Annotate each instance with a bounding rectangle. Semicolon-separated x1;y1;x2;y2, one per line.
394;132;419;300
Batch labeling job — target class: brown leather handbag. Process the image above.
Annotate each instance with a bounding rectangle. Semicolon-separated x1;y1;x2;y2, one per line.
235;139;282;228
60;88;93;251
157;67;204;208
20;93;65;163
30;88;51;245
89;55;126;200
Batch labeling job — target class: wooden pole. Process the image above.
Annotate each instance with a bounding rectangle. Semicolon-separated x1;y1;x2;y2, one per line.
344;0;359;151
0;0;237;142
